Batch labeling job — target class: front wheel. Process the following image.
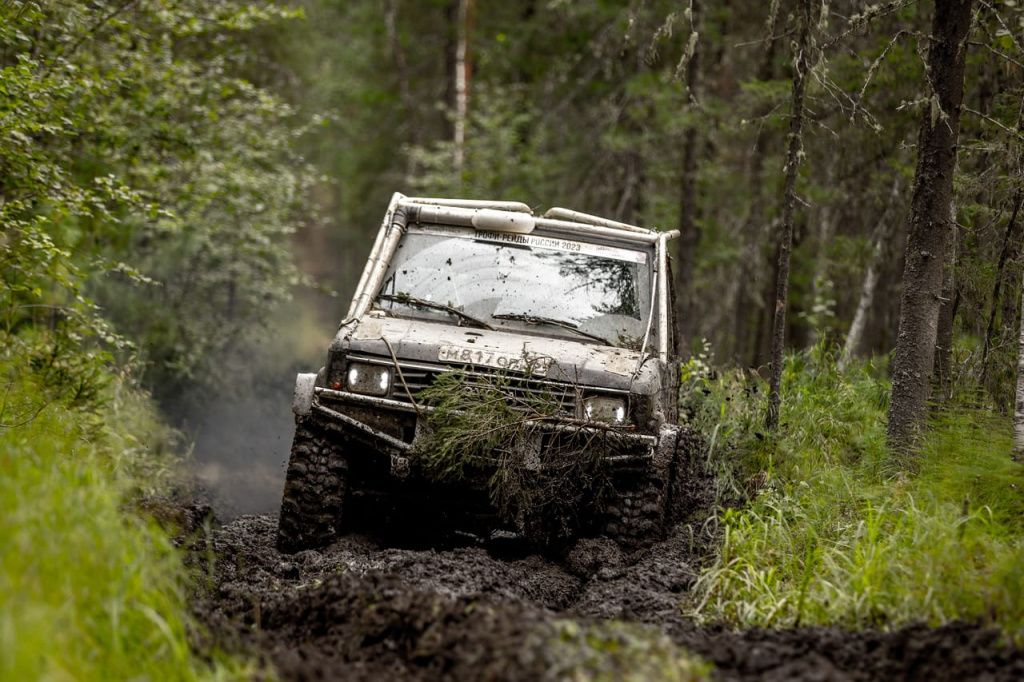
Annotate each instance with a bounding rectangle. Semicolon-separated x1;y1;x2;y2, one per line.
276;419;348;553
600;468;665;549
602;427;708;548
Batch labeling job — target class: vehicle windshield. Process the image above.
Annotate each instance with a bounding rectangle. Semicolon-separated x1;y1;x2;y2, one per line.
374;225;653;349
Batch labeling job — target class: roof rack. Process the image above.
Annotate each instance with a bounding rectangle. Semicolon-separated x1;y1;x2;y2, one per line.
401;196;679;242
404;196;533;214
542;207;651;234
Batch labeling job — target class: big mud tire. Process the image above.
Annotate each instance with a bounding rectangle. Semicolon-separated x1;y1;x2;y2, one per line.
602;427;709;548
276;419;348;553
601;470;666;549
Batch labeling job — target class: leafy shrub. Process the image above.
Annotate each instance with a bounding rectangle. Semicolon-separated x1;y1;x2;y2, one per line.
0;1;313;407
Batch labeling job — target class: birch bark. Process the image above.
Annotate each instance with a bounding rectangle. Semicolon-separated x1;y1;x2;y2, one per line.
675;0;702;350
453;0;472;177
839;178;901;371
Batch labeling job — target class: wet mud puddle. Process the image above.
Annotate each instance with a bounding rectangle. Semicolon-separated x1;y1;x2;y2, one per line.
192;515;1024;681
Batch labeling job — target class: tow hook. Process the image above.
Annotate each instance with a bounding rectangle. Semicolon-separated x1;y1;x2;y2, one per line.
391;453;411;479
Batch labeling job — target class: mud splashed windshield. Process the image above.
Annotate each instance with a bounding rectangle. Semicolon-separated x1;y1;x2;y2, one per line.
375;225;653;349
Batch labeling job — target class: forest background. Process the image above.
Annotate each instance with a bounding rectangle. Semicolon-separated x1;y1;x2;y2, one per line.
221;0;1023;504
2;0;1024;677
6;0;1023;505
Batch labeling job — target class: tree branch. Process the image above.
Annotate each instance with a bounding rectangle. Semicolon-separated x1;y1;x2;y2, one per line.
820;0;916;52
40;0;140;76
963;106;1024;142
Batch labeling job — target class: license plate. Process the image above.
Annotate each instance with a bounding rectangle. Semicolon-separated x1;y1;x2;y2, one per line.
438;345;552;376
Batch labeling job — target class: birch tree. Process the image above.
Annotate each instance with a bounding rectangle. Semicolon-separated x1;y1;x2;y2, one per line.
839;178;901;371
453;0;473;177
675;0;702;350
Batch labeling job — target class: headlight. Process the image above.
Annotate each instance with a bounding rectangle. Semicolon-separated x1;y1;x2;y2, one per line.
345;362;391;397
581;395;628;425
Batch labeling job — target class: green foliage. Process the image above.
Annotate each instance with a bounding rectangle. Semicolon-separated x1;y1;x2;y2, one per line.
0;3;307;674
689;350;1024;632
413;368;562;480
414;369;614;541
408;84;553;200
0;0;314;403
0;337;251;680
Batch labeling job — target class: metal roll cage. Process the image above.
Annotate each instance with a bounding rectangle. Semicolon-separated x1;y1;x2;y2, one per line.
345;192;679;362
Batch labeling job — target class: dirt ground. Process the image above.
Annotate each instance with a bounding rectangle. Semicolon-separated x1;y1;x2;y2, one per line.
188;513;1024;681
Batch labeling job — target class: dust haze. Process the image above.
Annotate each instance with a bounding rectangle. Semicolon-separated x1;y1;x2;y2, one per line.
178;296;334;518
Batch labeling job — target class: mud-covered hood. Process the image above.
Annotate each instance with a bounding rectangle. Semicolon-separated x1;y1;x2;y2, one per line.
335;315;658;393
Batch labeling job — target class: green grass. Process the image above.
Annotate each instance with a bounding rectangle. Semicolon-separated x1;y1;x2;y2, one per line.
688;347;1024;633
0;343;250;680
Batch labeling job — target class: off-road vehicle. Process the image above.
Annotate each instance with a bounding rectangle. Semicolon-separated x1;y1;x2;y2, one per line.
279;194;704;552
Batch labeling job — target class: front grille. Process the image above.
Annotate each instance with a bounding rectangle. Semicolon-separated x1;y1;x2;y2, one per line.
381;359;581;415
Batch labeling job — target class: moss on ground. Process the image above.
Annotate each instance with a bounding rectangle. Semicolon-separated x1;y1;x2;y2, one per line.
546;619;710;681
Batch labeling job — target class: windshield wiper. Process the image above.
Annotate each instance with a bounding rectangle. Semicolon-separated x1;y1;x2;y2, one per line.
492;313;611;346
378;293;495;331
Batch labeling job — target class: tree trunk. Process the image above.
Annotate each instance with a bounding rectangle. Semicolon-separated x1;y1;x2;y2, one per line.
839;177;901;371
887;0;975;456
980;191;1023;385
809;162;836;345
453;0;473;177
932;198;959;400
766;0;812;430
675;0;702;351
1015;268;1024;461
385;0;419;179
753;236;781;369
444;2;457;136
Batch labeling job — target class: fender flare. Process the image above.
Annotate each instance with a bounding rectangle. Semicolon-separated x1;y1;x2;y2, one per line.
653;423;681;474
292;373;318;417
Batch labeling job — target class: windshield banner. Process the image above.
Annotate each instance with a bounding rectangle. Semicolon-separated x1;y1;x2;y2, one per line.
413;225;648;264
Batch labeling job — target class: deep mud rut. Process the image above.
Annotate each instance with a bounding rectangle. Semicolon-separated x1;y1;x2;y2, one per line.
188;514;1024;681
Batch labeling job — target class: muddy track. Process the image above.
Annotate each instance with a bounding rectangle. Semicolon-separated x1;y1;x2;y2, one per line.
187;514;1024;681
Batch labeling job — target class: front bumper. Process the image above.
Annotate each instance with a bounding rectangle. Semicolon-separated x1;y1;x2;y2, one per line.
307;385;661;467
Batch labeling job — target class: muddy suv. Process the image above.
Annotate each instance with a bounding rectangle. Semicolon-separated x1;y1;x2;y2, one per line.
278;194;704;552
